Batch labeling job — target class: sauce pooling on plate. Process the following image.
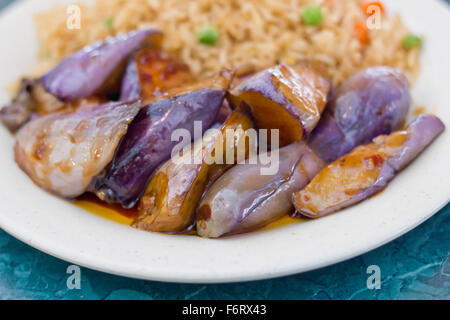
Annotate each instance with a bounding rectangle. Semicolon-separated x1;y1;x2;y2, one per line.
74;194;137;225
73;195;303;234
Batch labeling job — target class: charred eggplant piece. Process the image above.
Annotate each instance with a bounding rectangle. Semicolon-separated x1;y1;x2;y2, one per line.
133;109;254;233
120;48;193;101
228;64;330;146
293;115;445;218
41;29;162;102
309;66;410;162
14;101;140;198
93;71;234;208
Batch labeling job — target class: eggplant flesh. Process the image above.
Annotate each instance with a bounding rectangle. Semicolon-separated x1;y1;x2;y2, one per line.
120;47;193;101
134;130;221;233
14;100;140;198
293;115;445;218
228;64;331;146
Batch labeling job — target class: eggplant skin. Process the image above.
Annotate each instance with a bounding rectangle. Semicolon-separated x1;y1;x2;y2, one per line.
41;29;163;102
197;142;307;238
229;64;330;146
0;79;65;132
294;115;445;218
93;72;233;208
231;145;325;234
0;78;88;133
309;66;410;163
0;79;36;132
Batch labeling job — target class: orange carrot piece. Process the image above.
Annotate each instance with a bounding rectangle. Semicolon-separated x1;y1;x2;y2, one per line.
354;21;369;45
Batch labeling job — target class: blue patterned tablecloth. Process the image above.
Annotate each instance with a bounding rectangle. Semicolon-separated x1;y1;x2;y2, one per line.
0;0;449;300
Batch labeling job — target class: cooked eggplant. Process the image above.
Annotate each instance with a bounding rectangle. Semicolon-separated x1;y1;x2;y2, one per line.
205;107;257;187
0;79;38;132
309;66;411;162
197;142;307;238
14;101;140;198
0;79;65;132
93;70;234;208
214;100;233;125
196;66;411;237
41;29;163;102
228;64;331;146
231;145;325;234
293;115;445;217
134;109;254;233
120;47;193;101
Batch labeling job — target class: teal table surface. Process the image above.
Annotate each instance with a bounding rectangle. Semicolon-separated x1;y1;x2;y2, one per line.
0;0;449;300
1;204;448;300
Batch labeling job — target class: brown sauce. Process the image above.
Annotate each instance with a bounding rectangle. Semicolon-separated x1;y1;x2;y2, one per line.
73;195;303;235
73;194;137;225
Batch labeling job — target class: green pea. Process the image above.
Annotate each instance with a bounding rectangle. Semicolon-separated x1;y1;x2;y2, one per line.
302;6;323;26
104;17;114;30
403;34;422;50
197;26;219;46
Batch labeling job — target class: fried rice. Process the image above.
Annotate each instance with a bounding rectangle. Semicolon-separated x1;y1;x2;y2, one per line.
35;0;421;85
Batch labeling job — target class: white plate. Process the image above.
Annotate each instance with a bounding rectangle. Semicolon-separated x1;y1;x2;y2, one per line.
0;0;449;283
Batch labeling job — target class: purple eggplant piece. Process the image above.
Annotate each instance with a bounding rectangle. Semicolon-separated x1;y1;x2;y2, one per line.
387;115;445;171
294;115;445;218
93;74;232;208
0;79;36;132
309;66;410;162
120;58;140;101
197;142;308;238
0;79;67;132
213;100;233;125
41;29;162;102
232;146;325;234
